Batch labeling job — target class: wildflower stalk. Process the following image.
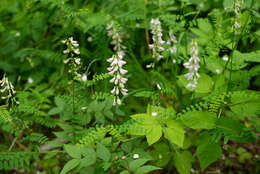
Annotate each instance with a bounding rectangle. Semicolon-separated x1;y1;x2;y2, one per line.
106;22;128;105
183;40;200;91
0;74;19;106
61;37;82;112
149;18;165;62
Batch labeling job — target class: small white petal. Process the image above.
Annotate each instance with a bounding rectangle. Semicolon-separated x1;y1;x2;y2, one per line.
133;154;139;159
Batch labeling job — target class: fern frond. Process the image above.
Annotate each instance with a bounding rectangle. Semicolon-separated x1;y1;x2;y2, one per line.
0;152;32;171
0;105;11;123
23;133;48;145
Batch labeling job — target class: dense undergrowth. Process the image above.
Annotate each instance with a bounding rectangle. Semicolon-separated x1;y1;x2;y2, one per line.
0;0;260;173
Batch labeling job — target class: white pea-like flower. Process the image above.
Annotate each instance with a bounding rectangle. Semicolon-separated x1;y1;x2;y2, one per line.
28;77;34;84
167;30;177;55
133;154;139;159
81;106;87;110
106;22;128;105
183;40;200;90
233;0;242;33
81;74;87;82
152;112;158;116
223;55;229;61
0;74;19;104
87;36;93;42
149;18;165;61
62;37;81;56
75;58;81;65
62;37;84;79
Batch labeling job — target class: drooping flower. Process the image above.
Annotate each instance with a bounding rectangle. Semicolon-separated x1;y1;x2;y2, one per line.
233;0;242;33
106;22;128;105
61;37;83;80
28;77;34;84
166;30;177;55
0;74;19;105
183;40;200;90
149;18;165;61
133;154;139;159
222;55;229;61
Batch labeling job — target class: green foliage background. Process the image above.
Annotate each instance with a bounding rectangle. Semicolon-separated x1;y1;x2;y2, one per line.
0;0;259;173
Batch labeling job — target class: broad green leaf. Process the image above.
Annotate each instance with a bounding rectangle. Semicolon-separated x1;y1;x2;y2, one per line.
173;151;194;174
164;120;185;147
227;51;248;70
64;144;81;159
191;19;213;45
131;114;158;125
146;125;162;145
135;165;161;174
230;102;260;118
120;170;130;174
181;111;216;129
150;142;171;167
216;117;257;143
195;73;213;93
196;142;222;171
80;156;96;168
96;143;111;162
80;146;96;167
205;57;224;74
128;123;152;136
178;73;213;93
60;159;80;174
129;158;150;172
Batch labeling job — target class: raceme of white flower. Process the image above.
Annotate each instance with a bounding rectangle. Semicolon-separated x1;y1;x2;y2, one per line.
106;22;126;52
62;37;80;55
0;74;19;105
106;22;128;105
107;52;128;105
166;30;177;55
149;18;165;61
183;40;200;90
233;0;242;32
61;37;81;68
61;37;85;80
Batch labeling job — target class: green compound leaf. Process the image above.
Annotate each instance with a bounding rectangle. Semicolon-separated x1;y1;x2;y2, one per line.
64;144;82;159
129;158;150;172
131;114;158;125
180;111;216;129
196;142;222;171
135;165;161;174
96;143;111;162
173;151;194;174
146;124;162;145
164;120;185;148
60;159;81;174
80;146;96;167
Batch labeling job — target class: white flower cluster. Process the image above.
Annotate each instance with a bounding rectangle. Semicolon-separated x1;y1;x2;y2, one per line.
166;30;177;55
183;40;200;90
234;0;242;32
106;22;128;105
106;22;126;51
62;37;80;55
0;74;19;104
149;18;165;61
62;37;85;81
